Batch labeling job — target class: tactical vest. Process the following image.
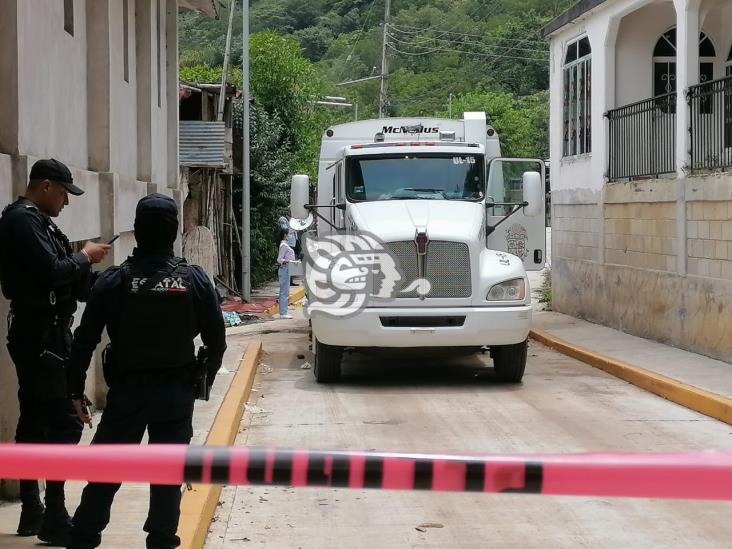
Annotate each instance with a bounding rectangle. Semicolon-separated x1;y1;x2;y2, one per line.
0;199;79;312
115;257;197;371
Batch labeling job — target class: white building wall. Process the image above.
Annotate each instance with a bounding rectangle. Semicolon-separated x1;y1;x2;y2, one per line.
0;1;19;156
0;1;190;494
166;0;180;188
700;3;732;79
549;23;604;194
151;0;170;186
547;0;732;363
0;157;16;471
615;3;677;107
17;0;88;169
110;0;139;179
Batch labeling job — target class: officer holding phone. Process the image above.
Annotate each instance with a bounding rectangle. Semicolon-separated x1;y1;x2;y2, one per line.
0;159;111;544
66;194;226;549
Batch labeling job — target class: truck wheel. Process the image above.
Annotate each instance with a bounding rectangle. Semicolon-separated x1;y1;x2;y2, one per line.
314;338;343;383
491;340;527;383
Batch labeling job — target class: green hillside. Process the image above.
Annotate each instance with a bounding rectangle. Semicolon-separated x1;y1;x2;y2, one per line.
180;0;571;155
178;0;570;285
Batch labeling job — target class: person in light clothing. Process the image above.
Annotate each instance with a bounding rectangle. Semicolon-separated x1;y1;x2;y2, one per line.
277;229;296;319
278;216;297;248
278;216;299;286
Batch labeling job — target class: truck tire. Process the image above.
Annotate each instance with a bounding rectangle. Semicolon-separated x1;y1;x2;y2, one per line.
314;338;343;383
491;339;527;383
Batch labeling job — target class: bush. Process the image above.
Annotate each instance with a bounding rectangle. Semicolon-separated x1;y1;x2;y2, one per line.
538;268;552;308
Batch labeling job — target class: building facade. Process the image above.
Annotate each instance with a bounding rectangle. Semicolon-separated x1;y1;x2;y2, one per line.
0;0;215;494
545;0;732;361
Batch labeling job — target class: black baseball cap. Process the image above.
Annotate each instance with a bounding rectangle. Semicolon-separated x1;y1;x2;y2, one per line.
29;158;84;196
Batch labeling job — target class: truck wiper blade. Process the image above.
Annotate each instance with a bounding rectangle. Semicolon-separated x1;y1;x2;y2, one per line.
386;196;441;201
402;188;444;193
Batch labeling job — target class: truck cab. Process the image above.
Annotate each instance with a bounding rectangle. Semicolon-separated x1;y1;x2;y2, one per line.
290;113;546;383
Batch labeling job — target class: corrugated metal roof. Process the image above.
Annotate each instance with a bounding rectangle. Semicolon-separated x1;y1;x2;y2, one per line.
180;121;227;168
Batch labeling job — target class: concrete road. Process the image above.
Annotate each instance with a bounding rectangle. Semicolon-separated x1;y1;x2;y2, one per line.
208;324;732;549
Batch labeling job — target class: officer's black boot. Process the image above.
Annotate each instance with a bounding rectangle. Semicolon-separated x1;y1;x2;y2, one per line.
17;480;44;536
38;481;72;547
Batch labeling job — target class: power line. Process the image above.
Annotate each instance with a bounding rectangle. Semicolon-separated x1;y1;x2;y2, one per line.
389;24;545;45
389;28;545;49
386;30;548;55
385;32;548;60
386;42;547;63
386;42;444;56
345;0;380;65
388;27;546;50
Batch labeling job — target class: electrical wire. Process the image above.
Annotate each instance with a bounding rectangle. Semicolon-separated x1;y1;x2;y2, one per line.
344;0;380;65
386;42;547;63
389;24;545;46
386;30;548;55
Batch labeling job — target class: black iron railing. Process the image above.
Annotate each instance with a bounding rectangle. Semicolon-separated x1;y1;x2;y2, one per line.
689;75;732;173
607;92;677;180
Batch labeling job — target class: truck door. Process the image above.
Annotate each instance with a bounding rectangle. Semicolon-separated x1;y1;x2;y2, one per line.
324;162;345;231
334;162;345;230
485;158;547;271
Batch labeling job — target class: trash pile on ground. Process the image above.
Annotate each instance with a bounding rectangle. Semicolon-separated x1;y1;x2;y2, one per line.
219;295;278;327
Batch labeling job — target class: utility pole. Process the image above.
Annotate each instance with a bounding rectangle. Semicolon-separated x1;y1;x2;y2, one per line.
378;0;391;119
448;94;454;119
217;0;237;121
242;0;251;301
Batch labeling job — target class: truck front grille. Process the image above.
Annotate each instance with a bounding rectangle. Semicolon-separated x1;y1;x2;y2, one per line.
383;241;471;298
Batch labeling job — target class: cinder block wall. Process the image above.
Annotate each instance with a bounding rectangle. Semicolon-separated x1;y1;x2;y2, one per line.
552;173;732;363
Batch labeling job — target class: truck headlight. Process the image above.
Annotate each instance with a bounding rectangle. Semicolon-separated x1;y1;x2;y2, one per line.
487;278;526;301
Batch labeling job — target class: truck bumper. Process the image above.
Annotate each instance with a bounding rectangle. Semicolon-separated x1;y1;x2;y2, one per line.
310;306;532;348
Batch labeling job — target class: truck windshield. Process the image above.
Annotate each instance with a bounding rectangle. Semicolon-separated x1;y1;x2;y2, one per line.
346;154;484;202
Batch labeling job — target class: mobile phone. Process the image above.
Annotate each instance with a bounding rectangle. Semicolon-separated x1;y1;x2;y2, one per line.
107;235;120;245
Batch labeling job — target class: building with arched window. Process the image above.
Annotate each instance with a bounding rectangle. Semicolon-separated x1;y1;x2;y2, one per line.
544;0;732;362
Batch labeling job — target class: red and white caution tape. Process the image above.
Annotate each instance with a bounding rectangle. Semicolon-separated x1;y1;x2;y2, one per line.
1;444;732;500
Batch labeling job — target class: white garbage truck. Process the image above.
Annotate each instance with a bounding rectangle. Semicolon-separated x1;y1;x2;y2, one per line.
289;112;546;383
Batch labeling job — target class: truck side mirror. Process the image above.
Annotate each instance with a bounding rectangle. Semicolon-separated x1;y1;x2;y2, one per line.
291;174;310;220
522;172;543;218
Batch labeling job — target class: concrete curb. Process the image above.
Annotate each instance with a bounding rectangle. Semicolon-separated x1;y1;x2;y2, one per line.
178;341;263;549
265;286;306;316
530;328;732;425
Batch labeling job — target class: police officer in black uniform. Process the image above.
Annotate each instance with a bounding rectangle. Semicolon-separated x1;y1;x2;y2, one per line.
66;194;226;549
0;159;111;544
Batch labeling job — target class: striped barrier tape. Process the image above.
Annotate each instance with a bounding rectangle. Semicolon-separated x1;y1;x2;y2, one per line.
1;444;732;500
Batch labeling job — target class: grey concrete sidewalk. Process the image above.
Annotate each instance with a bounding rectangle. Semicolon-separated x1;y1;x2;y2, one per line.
533;310;732;399
0;335;251;548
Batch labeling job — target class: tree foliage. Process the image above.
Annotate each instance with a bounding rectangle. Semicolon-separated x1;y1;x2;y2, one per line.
447;90;549;158
179;0;574;284
195;31;343;286
232;103;292;287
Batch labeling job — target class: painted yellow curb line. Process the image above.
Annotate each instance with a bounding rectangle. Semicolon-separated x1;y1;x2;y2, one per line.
530;328;732;425
178;341;263;549
265;286;307;316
